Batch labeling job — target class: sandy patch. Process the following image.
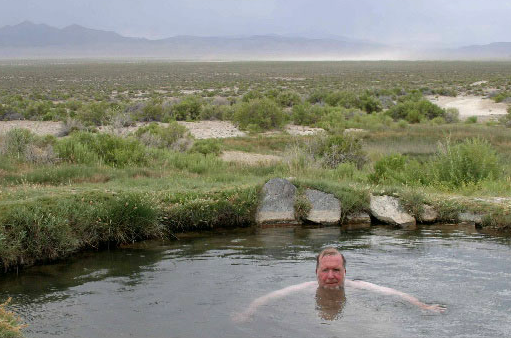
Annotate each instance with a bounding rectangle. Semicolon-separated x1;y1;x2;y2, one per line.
221;151;281;165
285;124;325;136
428;95;509;121
177;121;246;139
470;80;488;86
0;121;62;136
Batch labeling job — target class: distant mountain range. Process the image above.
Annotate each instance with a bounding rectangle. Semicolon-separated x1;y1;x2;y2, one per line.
0;21;510;60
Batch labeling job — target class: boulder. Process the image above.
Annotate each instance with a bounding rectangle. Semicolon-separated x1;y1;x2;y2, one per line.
256;178;298;224
420;205;438;223
458;212;484;227
304;189;341;225
369;195;416;229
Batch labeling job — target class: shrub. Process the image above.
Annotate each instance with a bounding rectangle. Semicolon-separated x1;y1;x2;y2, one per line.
59;118;85;137
134;122;188;149
75;102;113;126
369;154;407;183
314;135;367;169
387;99;445;123
241;90;264;102
233;98;285;132
276;90;302;107
292;103;327;126
465;116;478;124
430;138;501;187
199;104;232;120
189;139;221;156
307;89;329;104
0;298;25;338
0;128;35;159
444;108;460;123
55;132;149;167
325;91;359;108
171;96;203;120
359;93;382;113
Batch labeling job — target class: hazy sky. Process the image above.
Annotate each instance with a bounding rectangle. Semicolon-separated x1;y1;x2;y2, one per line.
1;0;510;47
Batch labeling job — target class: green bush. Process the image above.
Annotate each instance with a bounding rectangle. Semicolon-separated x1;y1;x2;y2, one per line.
369;154;407;183
199;104;232;120
387;99;445;123
135;101;165;122
276;90;302;107
189;139;221;156
74;102;114;126
314;135;367;169
325;91;359;108
233;98;285;132
55;132;149;167
0;128;35;159
359;93;382;113
134;122;188;149
430;138;501;187
465;116;478;124
292;103;328;126
171;96;203;120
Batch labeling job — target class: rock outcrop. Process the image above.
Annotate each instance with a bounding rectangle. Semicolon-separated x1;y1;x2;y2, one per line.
256;178;297;224
304;189;341;225
369;195;416;228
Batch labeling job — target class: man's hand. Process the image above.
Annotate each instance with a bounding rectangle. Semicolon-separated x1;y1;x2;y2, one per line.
420;303;446;313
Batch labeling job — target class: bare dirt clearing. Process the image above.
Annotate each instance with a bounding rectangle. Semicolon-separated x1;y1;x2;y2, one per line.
177;121;246;139
428;95;509;121
0;120;62;136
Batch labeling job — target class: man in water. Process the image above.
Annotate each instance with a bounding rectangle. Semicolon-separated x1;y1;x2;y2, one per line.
233;247;445;322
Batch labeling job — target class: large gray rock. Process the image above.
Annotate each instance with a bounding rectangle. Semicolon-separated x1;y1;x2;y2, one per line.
304;189;341;225
369;195;416;229
256;178;297;224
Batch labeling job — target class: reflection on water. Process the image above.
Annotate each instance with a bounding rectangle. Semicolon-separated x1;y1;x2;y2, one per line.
315;287;346;320
1;225;510;338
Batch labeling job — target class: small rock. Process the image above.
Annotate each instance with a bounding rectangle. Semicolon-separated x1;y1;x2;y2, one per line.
343;212;371;230
420;205;438;223
304;189;341;225
256;178;298;224
345;212;371;224
369;195;416;229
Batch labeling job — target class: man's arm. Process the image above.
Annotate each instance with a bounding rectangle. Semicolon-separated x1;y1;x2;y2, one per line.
345;279;445;313
232;281;317;322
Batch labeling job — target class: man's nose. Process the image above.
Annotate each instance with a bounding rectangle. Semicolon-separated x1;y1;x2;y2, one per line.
327;270;335;278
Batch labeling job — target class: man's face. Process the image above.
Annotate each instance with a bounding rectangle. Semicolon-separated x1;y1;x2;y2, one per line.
316;255;346;289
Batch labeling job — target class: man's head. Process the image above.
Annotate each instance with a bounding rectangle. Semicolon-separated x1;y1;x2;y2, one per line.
316;247;346;289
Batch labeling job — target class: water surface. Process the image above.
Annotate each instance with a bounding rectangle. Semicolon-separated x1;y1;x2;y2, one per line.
2;225;511;338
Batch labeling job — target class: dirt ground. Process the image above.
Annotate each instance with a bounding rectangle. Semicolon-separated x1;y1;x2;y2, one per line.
0;120;62;136
220;151;281;165
427;95;509;121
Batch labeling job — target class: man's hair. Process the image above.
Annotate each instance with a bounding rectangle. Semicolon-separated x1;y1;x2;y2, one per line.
316;247;346;272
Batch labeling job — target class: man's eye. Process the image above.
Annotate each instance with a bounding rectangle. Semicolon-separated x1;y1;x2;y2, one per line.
334;269;341;272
